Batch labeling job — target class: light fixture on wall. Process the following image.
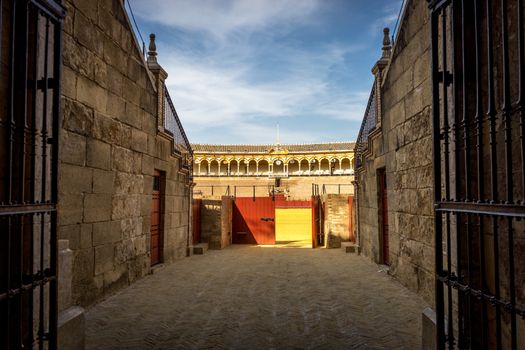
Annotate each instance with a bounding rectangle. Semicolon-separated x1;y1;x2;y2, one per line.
275;160;282;165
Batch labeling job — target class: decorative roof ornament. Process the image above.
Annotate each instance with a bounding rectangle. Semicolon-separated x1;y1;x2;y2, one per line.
147;33;158;65
382;27;392;59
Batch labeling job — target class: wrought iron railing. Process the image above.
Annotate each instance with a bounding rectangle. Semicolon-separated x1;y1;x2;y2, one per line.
163;86;193;168
430;0;525;348
354;81;377;170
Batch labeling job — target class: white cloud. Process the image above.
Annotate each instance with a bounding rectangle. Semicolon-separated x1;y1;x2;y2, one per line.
130;0;320;39
130;0;371;143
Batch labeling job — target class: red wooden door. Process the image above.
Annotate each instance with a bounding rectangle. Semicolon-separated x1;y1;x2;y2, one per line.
150;171;162;265
192;199;202;245
348;195;355;242
232;197;275;244
379;170;389;265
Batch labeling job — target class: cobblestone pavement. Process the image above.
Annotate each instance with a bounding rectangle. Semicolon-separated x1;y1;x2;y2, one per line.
85;245;429;350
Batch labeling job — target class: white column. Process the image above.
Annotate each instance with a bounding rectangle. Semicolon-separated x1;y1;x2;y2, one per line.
227;162;231;176
237;162;240;175
208;162;211;175
198;163;201;175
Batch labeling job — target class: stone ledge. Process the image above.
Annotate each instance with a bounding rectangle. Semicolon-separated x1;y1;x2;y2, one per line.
58;306;85;350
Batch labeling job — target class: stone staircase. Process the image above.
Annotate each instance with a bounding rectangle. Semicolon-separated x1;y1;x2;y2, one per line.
193;242;209;255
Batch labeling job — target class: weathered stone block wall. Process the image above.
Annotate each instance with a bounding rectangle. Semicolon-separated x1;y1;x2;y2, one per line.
58;0;190;307
201;199;222;249
220;196;233;248
200;197;232;249
357;0;434;305
322;194;351;248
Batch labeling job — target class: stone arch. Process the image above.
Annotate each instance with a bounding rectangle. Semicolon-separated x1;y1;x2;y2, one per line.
258;159;269;176
341;157;351;174
319;158;330;174
199;159;209;175
288;158;300;175
229;159;239;176
247;159;257;174
273;158;284;174
210;159;219;175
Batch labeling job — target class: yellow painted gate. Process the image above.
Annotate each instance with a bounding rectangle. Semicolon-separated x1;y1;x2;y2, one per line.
275;208;312;242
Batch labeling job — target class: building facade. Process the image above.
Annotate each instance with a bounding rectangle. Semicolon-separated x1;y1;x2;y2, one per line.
355;0;525;348
0;0;193;348
192;142;355;200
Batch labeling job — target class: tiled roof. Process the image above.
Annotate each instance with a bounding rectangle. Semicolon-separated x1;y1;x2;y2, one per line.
192;142;355;154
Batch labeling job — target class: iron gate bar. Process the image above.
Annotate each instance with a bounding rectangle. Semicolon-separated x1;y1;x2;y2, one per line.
435;202;525;217
0;204;56;215
29;0;64;19
473;0;488;344
430;6;445;347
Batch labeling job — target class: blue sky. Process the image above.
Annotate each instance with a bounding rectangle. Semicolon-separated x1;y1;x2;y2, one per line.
129;0;403;144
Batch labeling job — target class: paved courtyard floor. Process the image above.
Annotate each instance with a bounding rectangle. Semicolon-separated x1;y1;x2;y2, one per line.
85;245;428;350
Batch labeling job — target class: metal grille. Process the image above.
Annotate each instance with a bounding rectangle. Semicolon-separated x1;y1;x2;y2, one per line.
429;0;525;348
163;86;193;168
0;0;64;349
354;81;377;170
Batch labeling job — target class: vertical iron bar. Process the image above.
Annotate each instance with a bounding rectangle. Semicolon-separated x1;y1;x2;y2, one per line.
451;1;463;346
6;0;18;346
431;8;446;348
19;5;30;344
49;15;63;349
473;1;487;348
519;0;525;196
456;0;472;349
440;6;455;347
500;0;517;348
38;16;50;350
485;0;502;347
28;10;39;345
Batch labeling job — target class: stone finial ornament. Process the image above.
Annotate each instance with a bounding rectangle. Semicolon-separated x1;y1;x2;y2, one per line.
147;33;158;64
382;27;392;58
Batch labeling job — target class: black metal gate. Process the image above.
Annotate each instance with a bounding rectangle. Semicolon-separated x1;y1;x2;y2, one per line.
0;0;64;349
430;0;525;348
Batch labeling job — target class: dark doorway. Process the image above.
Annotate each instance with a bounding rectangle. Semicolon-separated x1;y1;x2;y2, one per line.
378;169;389;265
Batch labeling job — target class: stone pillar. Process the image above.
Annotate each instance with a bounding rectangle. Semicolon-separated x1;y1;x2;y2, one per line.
146;33;168;132
256;161;259;176
57;240;85;350
371;27;391;129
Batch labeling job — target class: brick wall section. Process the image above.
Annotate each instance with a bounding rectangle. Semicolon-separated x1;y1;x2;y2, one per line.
58;0;190;307
356;0;434;305
322;194;351;248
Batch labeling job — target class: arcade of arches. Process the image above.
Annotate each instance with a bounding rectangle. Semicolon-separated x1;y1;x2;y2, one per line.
193;142;354;177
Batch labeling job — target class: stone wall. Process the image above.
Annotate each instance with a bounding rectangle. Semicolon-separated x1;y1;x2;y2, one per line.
58;0;191;307
356;0;434;305
322;194;352;248
200;197;232;249
194;175;354;201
